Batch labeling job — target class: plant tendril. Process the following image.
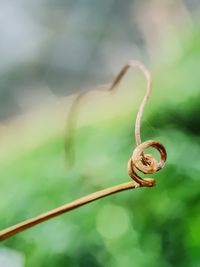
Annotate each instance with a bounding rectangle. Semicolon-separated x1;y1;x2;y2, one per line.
0;60;167;241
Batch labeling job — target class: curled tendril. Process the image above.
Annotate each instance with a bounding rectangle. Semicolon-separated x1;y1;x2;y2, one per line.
0;60;167;241
65;60;167;187
128;140;167;187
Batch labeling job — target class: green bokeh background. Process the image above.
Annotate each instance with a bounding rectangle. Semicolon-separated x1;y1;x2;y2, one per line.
1;1;200;267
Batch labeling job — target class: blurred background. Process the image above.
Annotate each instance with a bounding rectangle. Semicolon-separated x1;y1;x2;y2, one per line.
0;0;200;266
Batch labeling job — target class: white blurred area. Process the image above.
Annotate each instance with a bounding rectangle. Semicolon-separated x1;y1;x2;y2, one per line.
0;0;199;121
0;1;44;71
0;247;24;267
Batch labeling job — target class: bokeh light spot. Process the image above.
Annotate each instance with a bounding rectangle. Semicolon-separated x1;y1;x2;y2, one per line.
96;204;130;239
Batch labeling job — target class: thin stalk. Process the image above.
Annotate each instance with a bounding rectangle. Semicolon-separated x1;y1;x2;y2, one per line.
0;181;141;241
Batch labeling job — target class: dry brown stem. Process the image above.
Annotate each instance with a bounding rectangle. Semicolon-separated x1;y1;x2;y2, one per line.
0;60;167;241
0;181;140;241
65;61;152;163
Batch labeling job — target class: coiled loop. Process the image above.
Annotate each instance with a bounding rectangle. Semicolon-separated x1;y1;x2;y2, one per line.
128;140;167;187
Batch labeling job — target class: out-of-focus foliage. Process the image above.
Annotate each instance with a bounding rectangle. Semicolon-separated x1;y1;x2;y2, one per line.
1;1;200;267
1;21;200;266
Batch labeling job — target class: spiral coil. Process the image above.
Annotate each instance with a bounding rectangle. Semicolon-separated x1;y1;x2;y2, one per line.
128;140;167;187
